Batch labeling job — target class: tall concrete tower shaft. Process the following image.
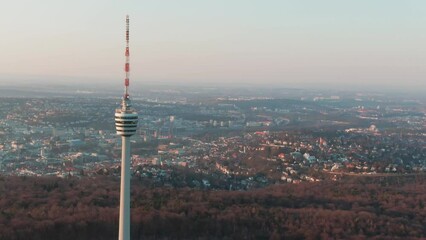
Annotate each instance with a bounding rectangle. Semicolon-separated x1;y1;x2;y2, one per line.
115;15;138;240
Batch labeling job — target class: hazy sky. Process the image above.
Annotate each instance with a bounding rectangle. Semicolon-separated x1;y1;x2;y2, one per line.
0;0;425;90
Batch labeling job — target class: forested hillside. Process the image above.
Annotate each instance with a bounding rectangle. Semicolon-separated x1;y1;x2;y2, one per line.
0;175;425;239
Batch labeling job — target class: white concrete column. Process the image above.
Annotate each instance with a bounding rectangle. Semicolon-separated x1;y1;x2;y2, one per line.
119;136;131;240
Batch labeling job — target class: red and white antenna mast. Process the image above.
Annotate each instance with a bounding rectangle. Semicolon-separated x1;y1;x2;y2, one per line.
124;15;130;99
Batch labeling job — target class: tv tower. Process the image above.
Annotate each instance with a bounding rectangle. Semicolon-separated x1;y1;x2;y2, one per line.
115;15;138;240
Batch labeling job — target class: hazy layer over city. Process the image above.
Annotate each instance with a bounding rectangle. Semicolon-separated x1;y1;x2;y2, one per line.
1;0;425;92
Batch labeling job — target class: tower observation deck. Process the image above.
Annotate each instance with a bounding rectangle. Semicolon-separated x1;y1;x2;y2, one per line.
115;15;138;240
115;100;138;137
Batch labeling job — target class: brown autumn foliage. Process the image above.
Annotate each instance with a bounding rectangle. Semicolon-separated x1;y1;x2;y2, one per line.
0;175;425;240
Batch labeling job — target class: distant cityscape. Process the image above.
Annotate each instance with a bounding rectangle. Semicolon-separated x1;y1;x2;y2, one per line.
0;86;425;190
